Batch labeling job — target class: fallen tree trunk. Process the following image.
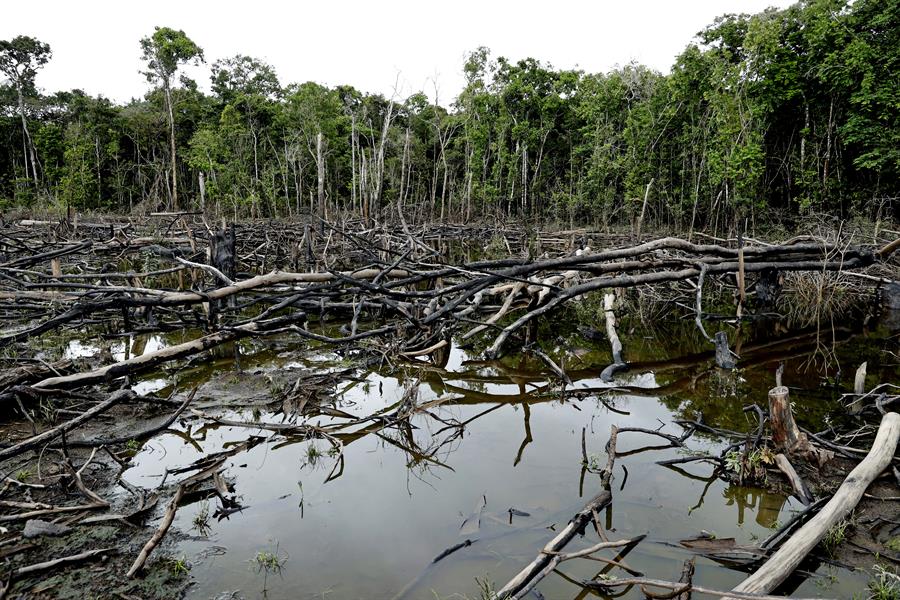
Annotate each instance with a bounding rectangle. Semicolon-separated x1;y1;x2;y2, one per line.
0;389;135;461
30;312;306;391
126;485;184;578
725;411;900;599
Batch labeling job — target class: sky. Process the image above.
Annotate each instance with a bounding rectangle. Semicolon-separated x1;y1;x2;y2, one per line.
3;0;795;105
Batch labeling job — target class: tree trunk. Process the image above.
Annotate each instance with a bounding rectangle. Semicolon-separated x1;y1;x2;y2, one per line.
17;86;39;186
768;386;804;452
351;114;357;214
164;82;178;211
316;131;325;232
198;171;206;212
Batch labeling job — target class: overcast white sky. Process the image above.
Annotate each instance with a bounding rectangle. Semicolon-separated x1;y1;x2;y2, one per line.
4;0;794;105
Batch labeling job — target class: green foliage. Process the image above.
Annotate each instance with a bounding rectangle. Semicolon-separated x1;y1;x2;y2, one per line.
584;453;604;472
472;576;496;600
0;35;51;90
140;27;204;85
724;447;774;483
163;555;190;577
0;1;897;222
192;501;211;536
822;518;851;556
865;566;900;600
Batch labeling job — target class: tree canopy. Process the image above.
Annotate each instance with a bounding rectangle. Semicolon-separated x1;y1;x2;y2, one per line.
0;1;897;230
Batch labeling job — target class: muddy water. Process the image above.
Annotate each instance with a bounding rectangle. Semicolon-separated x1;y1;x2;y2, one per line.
111;316;898;600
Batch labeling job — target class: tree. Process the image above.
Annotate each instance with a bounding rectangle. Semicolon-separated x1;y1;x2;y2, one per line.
0;35;51;186
211;55;280;103
140;27;203;210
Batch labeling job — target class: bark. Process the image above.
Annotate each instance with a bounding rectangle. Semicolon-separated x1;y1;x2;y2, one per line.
316;131;325;229
726;412;900;599
16;85;39;186
164;81;178;211
768;386;809;454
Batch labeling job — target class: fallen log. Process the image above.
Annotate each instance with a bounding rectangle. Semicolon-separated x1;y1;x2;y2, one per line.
125;456;227;577
774;453;814;505
126;485;185;578
13;547;114;577
0;389;135;461
584;577;822;600
725;411;900;599
29;312;307;391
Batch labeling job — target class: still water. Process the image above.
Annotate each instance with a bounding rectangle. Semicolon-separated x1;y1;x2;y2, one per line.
116;317;895;599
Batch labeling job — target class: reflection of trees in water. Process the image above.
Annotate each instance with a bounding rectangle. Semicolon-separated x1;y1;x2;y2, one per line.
722;485;788;529
267;317;889;506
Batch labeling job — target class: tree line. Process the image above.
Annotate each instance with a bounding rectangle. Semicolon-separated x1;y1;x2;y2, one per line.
1;0;897;230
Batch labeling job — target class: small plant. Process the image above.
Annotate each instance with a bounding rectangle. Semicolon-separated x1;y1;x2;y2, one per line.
473;575;496;600
584;453;604;472
192;501;211;535
268;379;285;396
305;443;322;466
125;438;140;451
15;469;31;482
724;447;773;484
886;537;900;553
255;550;283;572
866;566;900;600
815;568;839;590
37;399;56;423
822;519;850;557
724;450;742;473
164;555;190;577
251;541;288;592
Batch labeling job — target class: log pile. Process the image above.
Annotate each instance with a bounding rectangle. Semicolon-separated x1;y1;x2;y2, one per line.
0;217;895;382
0;214;897;596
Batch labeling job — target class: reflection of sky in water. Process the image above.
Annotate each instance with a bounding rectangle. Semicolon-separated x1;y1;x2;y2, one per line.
65;334;168;362
63;339;103;359
113;335;167;361
132;377;169;395
120;343;866;600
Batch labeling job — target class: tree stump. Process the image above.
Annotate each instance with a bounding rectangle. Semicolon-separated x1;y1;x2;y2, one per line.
768;386;808;453
768;385;832;465
714;331;735;369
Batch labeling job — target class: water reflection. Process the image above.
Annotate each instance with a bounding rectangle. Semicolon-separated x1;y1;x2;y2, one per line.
113;322;889;600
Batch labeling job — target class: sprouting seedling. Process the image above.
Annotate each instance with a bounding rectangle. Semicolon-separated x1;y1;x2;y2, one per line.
192;501;211;535
304;443;322;467
164;555;190;577
822;519;850;557
250;541;288;592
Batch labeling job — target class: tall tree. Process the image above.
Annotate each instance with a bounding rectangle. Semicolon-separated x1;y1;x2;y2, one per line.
140;27;203;210
0;35;51;185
